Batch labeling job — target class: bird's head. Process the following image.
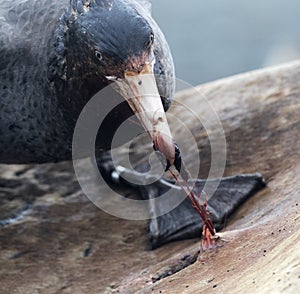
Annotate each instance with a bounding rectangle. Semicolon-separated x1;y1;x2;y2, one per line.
56;0;176;166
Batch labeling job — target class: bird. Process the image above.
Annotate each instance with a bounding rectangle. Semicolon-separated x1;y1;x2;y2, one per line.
0;0;175;164
0;0;265;248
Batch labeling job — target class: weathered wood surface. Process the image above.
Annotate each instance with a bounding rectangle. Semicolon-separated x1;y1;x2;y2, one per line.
1;60;300;293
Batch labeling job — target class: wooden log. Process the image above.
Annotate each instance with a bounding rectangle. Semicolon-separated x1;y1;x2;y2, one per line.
115;60;300;292
0;61;299;293
170;60;300;181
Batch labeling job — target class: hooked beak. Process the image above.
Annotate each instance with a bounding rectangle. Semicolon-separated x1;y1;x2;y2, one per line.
114;62;175;167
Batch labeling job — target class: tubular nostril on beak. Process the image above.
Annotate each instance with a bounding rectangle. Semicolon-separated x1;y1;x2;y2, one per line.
115;59;175;169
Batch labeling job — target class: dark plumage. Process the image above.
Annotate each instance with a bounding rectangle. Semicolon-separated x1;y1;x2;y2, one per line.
0;0;174;163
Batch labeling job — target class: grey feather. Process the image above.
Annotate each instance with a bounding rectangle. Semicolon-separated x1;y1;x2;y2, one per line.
0;0;174;163
137;0;152;13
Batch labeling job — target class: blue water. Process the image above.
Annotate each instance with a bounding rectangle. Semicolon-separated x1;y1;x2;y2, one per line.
153;0;300;85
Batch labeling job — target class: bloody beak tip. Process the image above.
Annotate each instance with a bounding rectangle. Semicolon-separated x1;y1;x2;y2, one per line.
153;132;175;166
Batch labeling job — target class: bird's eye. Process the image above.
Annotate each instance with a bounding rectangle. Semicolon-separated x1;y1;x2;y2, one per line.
95;50;103;62
148;33;154;47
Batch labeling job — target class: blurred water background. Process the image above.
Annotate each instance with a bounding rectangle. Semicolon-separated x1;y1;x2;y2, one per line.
152;0;300;85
